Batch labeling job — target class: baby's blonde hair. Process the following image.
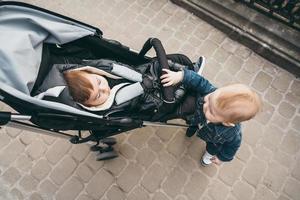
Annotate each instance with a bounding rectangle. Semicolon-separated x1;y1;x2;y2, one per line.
216;84;261;124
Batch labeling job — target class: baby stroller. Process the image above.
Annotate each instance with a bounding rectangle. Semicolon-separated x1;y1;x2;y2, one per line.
0;2;200;160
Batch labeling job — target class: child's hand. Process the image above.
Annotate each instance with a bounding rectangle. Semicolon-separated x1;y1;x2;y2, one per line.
210;156;222;165
160;69;184;87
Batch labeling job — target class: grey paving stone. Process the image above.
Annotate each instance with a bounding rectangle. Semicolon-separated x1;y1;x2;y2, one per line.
221;38;240;53
147;136;164;153
1;167;20;186
77;194;93;200
0;139;25;167
86;169;114;199
152;192;170;200
31;159;51;180
271;71;293;92
13;154;32;173
193;23;213;40
142;163;166;192
242;157;267;187
45;139;71;164
261;124;284;151
243;54;264;74
126;187;149;200
280;129;300;155
219;158;244;186
38;179;58;200
136;148;156;168
292;159;300;181
215;70;233;86
197;40;219;58
273;150;294;169
200;162;218;178
128;127;153;149
158;151;177;171
84;152;104;172
264;87;283;105
117;162;144;192
243;120;263;146
291;115;300;131
26;139;47;160
119;143;137;159
5;127;22;138
278;101;296;119
55;177;83;200
251;71;273;92
236;142;252;162
290;79;300;96
255;101;275;124
223;55;244;75
235;68;254;85
270;113;290;131
0;129;10;150
283;178;300;200
178;155;197;172
232;181;255;200
104;156;127;176
30;192;43;200
212;47;231;64
253;144;273;163
184;171;209;200
285;92;300;107
75;164;94;183
235;45;252;60
70;143;90;163
254;185;277;200
263;161;288;193
19;174;39;192
167;130;187;158
50;156;77;185
162;167;187;198
202;59;222;81
208;29;226;45
107;185;126;200
10;188;23;200
156;126;176;142
208;179;230;200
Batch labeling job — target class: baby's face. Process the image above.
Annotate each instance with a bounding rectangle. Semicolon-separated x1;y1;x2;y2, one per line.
203;90;226;124
83;73;110;106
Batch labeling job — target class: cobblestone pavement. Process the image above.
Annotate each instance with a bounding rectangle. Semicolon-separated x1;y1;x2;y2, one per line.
1;0;300;200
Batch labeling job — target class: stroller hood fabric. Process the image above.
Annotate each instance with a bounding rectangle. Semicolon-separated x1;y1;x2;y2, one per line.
0;4;96;94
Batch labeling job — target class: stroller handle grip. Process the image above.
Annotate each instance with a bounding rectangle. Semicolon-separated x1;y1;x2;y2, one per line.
138;38;175;103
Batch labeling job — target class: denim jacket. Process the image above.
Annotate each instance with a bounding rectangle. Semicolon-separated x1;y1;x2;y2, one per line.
182;69;242;162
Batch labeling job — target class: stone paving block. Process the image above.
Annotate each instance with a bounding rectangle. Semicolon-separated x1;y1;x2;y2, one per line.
280;129;300;155
38;179;58;199
263;161;288;193
273;150;294;169
0;139;25;167
45;139;71;164
19;174;39;192
56;177;83;200
117;162;144;192
158;151;177;171
277;194;292;200
19;131;37;146
236;142;252;162
219;158;244;186
208;29;226;45
136;148;156;168
127;186;150;200
184;171;209;200
178;155;197;172
156;126;176;142
215;70;233;86
261;124;284;151
10;188;23;200
86;169;114;199
264;87;283;105
291;115;300;131
208;179;230;200
26;139;47;160
254;185;277;200
251;71;273;92
223;55;243;75
128;127;153;149
106;185;126;200
203;59;222;81
232;181;254;200
278;101;296;119
5;127;22;138
242;157;267;187
255;101;275;124
290;79;300;96
147;136;164;153
262;60;279;75
119;143;137;159
76;164;94;183
70;143;90;163
235;68;254;85
85;152;104;172
13;154;32;172
162;167;187;198
212;46;231;64
165;38;181;52
197;40;219;58
149;0;168;11
50;156;77;185
31;159;51;180
40;134;56;145
200;163;218;178
243;54;264;74
0;129;10;150
235;45;252;59
285;92;300;107
142;163;166;192
1;167;20;186
104;156;127;176
243;120;263;146
30;192;43;200
187;138;206;160
187;35;203;48
271;71;293;92
193;23;213;40
167;130;187;158
221;38;240;53
270;113;290;130
283;178;300;200
253;144;273;162
152;192;170;200
77;194;93;200
292;159;300;181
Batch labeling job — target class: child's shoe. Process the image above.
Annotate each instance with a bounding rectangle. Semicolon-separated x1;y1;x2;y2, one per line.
194;56;206;75
201;151;213;167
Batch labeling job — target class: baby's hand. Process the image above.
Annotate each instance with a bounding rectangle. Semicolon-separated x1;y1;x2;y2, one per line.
160;69;184;87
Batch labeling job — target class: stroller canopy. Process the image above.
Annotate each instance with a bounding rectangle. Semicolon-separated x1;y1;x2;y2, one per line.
0;3;97;94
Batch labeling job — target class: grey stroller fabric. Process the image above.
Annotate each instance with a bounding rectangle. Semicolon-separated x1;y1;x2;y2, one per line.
0;4;96;94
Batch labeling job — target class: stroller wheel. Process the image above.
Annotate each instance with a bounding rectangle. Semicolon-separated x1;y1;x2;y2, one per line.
90;145;101;152
97;150;118;161
101;137;117;146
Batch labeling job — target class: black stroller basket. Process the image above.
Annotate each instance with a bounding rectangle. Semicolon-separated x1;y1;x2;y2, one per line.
0;1;191;160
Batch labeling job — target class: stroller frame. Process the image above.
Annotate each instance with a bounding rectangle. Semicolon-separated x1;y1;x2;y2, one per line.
0;1;190;160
